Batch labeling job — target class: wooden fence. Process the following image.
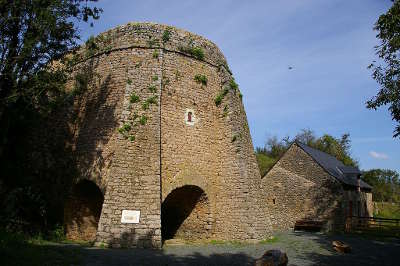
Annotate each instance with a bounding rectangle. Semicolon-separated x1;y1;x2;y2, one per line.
345;216;400;237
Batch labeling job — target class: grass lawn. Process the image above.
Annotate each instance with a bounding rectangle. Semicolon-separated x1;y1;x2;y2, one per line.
374;202;400;219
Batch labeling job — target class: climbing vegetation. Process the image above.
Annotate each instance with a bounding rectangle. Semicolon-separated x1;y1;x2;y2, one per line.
178;39;205;60
194;74;208;86
119;79;158;141
129;92;140;103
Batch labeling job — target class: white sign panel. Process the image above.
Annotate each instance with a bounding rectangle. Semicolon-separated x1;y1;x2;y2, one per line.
121;210;140;224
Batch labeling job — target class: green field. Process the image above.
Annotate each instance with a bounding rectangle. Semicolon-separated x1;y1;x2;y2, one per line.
374;202;400;219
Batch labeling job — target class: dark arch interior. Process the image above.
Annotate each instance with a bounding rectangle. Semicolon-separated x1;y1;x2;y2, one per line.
64;180;104;242
161;185;210;241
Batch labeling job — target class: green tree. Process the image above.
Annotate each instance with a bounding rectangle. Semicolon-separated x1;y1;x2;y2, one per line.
0;0;101;233
368;0;400;138
313;133;358;167
362;169;400;202
0;0;101;152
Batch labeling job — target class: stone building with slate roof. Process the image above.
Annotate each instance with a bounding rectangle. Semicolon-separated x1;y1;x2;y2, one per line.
261;141;373;231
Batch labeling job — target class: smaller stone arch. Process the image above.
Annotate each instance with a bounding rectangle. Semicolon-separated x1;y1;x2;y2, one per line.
161;185;212;242
64;179;104;242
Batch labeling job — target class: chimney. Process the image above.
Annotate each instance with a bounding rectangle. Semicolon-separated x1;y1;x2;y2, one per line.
357;174;361;192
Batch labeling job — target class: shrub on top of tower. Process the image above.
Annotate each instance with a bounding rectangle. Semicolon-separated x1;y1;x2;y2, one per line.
162;27;172;43
178;38;205;60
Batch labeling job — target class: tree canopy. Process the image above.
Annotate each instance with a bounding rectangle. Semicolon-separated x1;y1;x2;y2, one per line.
0;0;102;110
255;129;358;177
0;0;101;234
368;0;400;138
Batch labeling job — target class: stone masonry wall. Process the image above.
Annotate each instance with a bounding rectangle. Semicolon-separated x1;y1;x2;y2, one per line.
261;143;372;231
65;22;272;247
161;46;270;241
261;143;345;231
67;42;162;248
343;190;373;217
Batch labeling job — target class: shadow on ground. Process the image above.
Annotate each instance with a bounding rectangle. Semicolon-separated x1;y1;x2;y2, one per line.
79;231;400;266
2;231;399;266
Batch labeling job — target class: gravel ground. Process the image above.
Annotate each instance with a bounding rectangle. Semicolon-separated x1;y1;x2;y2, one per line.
80;232;400;266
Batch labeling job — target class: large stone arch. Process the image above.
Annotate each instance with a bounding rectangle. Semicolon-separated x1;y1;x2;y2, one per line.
64;179;104;242
162;169;211;202
161;185;212;242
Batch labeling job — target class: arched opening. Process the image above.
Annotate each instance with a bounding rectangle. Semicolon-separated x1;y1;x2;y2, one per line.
64;179;104;242
161;185;211;241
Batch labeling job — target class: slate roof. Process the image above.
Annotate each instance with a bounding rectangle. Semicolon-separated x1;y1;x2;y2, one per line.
295;141;372;190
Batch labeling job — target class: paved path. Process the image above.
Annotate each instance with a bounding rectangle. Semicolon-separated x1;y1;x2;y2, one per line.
80;232;400;266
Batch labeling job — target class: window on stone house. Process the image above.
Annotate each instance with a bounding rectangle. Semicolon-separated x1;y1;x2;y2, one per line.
272;198;276;204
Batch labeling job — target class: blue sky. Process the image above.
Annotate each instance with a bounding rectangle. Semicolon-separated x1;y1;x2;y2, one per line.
79;0;399;172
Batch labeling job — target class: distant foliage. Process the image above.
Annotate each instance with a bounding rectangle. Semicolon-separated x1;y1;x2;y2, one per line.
256;153;278;177
362;169;400;203
256;129;358;176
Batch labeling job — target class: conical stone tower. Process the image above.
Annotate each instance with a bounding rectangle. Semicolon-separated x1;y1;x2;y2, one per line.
63;22;272;248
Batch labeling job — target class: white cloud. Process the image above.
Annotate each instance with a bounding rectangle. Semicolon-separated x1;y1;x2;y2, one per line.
369;151;389;160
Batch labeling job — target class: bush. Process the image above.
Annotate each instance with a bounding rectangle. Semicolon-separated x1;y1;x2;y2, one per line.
194;74;207;85
162;28;172;43
215;87;229;106
139;115;147;125
49;224;65;242
129;93;140;103
191;47;204;60
179;45;205;60
148;85;157;93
